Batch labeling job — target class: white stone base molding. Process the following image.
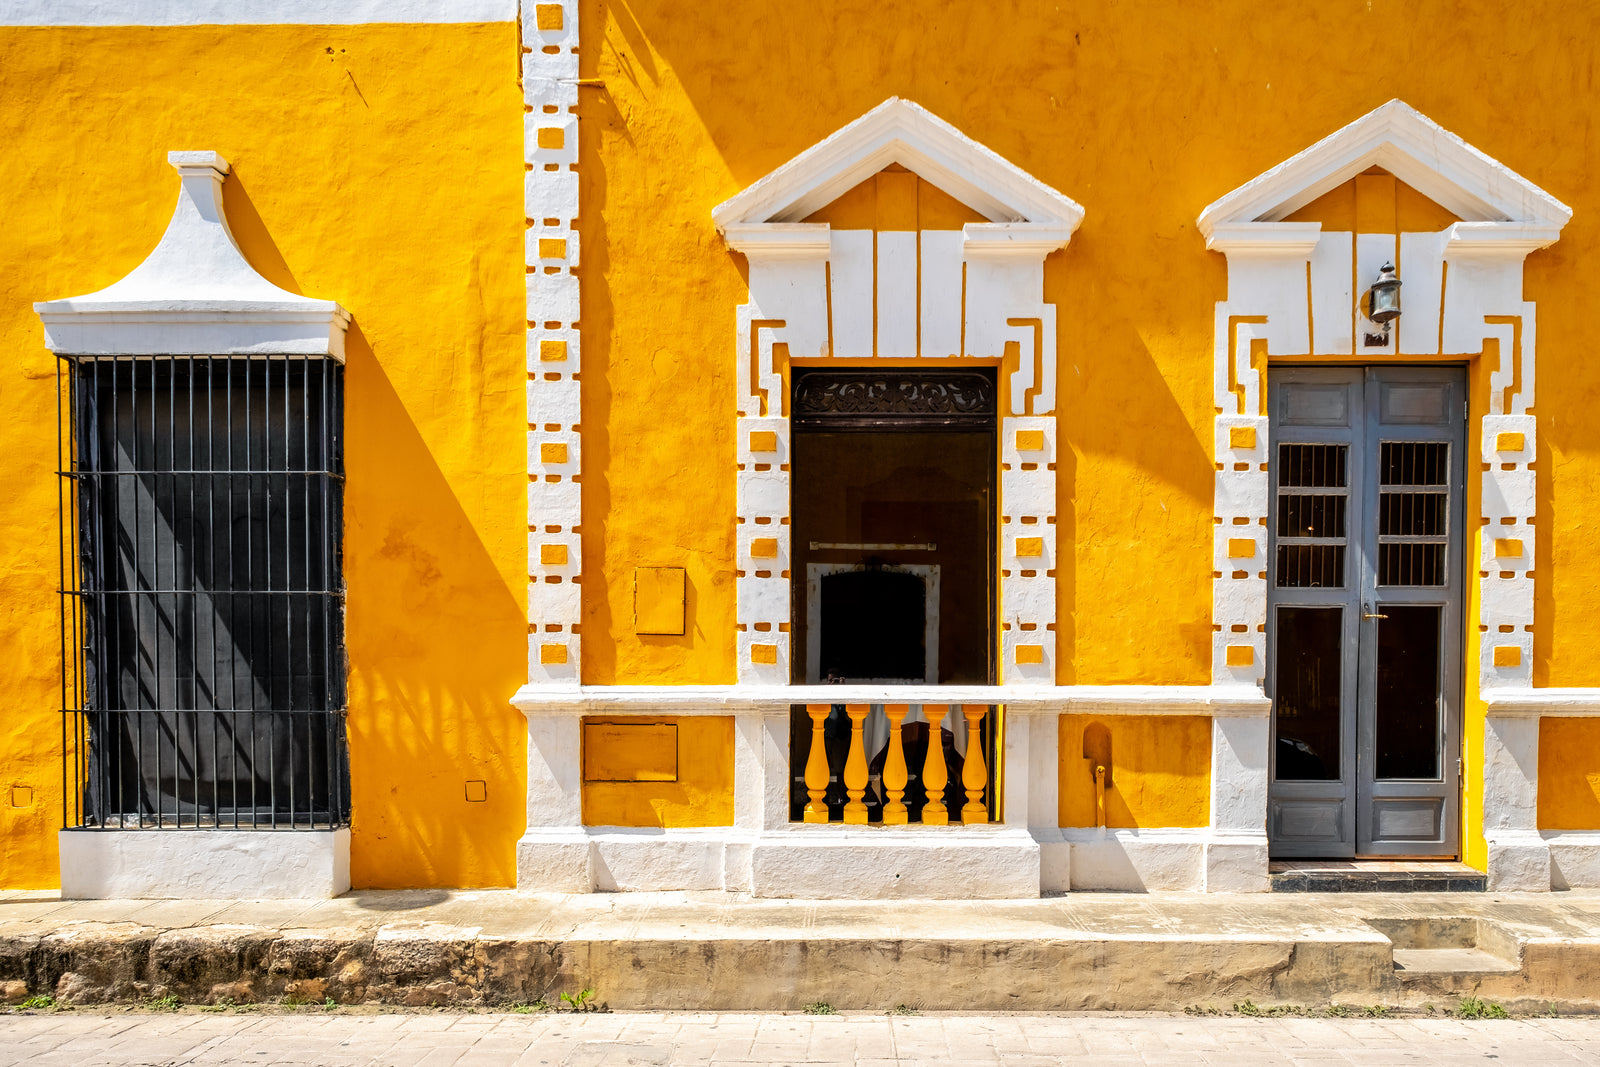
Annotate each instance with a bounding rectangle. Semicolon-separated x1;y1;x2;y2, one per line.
59;829;350;900
1545;831;1600;890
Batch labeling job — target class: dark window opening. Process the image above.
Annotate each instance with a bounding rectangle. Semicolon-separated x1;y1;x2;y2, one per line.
58;355;349;830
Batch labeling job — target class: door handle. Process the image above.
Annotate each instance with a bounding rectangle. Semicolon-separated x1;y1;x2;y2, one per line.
1363;606;1388;619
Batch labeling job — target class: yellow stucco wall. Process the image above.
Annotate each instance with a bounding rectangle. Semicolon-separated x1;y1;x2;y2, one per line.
579;0;1600;695
0;22;527;888
581;716;735;827
1058;715;1210;828
1537;718;1600;830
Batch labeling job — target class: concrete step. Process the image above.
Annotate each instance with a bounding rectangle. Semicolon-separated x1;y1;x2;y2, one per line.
3;890;1599;1013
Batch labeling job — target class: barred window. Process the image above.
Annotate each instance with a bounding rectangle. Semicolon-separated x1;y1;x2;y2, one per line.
59;355;349;829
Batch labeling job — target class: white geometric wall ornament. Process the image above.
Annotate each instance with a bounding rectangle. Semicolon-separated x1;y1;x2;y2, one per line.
524;0;583;685
715;98;1084;684
35;151;350;358
1199;100;1570;888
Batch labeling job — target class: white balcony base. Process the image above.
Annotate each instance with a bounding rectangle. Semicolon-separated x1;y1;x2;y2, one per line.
518;826;1042;898
59;828;350;899
1544;831;1600;890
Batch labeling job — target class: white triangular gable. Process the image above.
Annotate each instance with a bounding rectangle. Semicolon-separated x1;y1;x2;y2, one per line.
1198;100;1570;251
712;97;1083;233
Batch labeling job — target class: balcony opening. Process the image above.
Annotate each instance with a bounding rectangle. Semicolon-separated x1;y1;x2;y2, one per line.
786;368;998;824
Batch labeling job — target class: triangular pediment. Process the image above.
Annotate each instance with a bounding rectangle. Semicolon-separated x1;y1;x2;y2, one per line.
712;98;1084;232
1198;100;1571;245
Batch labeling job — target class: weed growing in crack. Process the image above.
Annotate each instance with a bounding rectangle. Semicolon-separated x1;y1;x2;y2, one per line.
802;1001;836;1015
1457;997;1508;1020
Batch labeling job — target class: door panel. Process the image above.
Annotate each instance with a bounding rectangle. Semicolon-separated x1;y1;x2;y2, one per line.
1268;366;1464;859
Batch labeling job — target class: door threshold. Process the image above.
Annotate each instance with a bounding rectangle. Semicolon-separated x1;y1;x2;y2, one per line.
1269;859;1485;893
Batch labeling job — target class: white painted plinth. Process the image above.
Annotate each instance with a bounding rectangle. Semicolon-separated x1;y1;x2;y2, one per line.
749;828;1040;899
1057;828;1207;891
1486;830;1553;891
1204;834;1271;892
59;829;350;899
1545;831;1600;889
516;828;594;892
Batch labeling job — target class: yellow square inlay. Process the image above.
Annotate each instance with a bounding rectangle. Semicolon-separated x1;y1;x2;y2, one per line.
1015;645;1044;665
750;537;779;558
1227;538;1256;558
540;544;568;566
583;722;678;782
1229;426;1257;450
750;643;778;665
749;430;777;453
1015;536;1044;558
1494;645;1522;668
539;339;568;362
1015;429;1045;451
1493;538;1524;558
1225;645;1254;667
1496;431;1526;453
537;127;565;150
634;567;685;635
535;3;564;30
540;442;568;464
540;643;568;665
538;238;567;259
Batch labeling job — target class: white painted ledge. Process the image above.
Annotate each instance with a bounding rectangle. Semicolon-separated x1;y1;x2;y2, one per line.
510;683;1271;718
0;0;516;26
59;829;350;899
1484;688;1600;716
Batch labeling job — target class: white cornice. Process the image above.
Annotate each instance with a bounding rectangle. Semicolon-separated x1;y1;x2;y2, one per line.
1203;222;1323;258
35;151;349;359
1444;221;1565;260
510;683;1272;717
712;97;1084;235
961;223;1074;258
721;223;832;259
1197;100;1572;239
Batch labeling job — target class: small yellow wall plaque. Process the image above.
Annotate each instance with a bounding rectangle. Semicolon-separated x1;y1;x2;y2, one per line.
634;566;686;635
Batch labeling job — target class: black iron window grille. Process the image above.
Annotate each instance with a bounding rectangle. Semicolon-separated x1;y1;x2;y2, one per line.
57;354;349;830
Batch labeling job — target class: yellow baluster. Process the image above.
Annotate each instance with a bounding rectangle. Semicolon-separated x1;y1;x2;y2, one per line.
842;704;870;824
959;704;989;824
921;704;949;825
802;703;831;824
881;704;910;825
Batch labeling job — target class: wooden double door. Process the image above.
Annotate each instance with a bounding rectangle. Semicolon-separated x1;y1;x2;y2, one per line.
1267;366;1466;858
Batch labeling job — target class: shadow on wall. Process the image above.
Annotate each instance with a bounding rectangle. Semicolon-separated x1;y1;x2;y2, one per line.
342;323;528;889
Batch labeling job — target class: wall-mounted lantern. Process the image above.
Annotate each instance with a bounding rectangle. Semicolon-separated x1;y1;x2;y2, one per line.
1362;261;1402;346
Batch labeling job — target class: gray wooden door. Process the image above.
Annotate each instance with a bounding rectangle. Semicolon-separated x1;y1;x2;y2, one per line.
1267;366;1465;858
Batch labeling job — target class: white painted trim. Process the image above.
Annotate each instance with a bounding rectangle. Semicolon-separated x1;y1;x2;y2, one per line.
59;829;350;899
1445;222;1565;259
511;683;1272;716
711;98;1084;231
0;0;515;26
35;152;349;358
1197;99;1572;235
524;0;582;684
1484;688;1600;716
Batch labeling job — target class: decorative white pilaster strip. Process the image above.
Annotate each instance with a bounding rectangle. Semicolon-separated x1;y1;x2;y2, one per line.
524;0;582;684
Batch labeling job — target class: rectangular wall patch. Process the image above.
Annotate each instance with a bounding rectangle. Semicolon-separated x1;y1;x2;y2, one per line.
583;722;679;782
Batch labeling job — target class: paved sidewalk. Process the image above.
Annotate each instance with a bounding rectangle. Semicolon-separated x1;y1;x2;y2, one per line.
3;1010;1599;1065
